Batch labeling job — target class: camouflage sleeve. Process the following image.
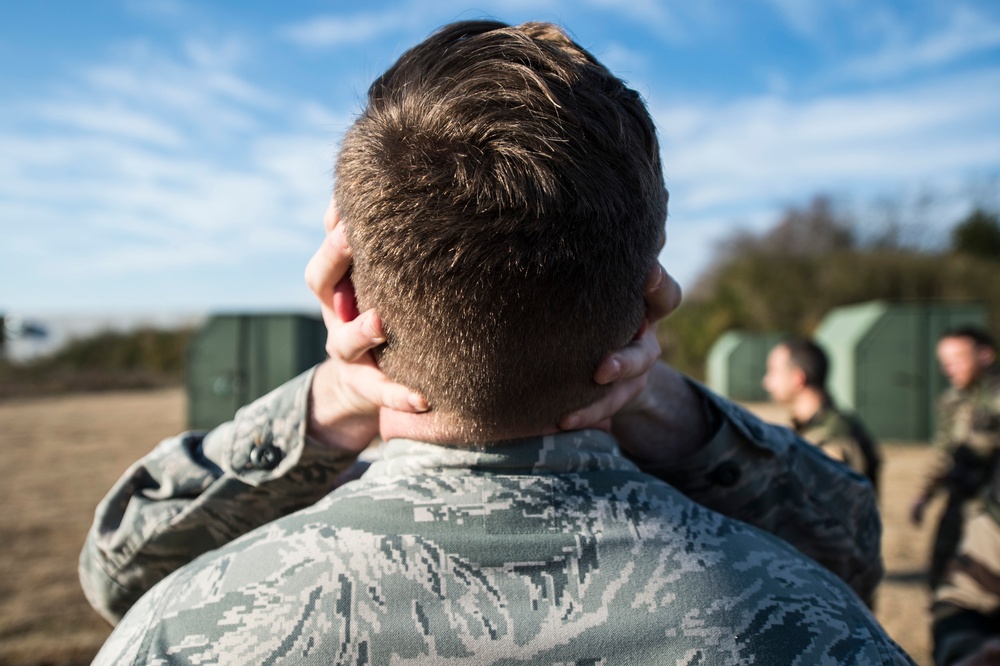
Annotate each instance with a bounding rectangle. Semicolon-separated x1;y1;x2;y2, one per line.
79;366;360;625
923;392;960;498
651;381;883;601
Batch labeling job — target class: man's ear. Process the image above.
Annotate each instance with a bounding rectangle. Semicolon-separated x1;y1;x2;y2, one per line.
333;275;360;324
977;346;996;369
792;367;809;391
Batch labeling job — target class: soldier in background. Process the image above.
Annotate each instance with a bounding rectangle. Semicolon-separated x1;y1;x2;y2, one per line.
932;458;1000;665
81;21;910;664
912;327;1000;591
763;337;882;490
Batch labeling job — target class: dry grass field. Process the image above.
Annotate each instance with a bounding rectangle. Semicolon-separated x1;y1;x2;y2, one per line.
0;391;940;664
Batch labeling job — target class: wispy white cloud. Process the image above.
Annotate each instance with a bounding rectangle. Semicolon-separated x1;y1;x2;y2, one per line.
278;1;692;51
0;35;345;309
123;0;192;21
81;45;276;125
183;36;249;71
34;102;186;147
0;128;332;274
837;5;1000;81
578;0;680;35
656;67;1000;211
761;0;837;42
280;11;417;49
593;42;650;78
650;66;1000;284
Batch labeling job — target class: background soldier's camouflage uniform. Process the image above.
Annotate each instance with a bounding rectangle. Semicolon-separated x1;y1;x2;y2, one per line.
933;459;1000;664
922;367;1000;589
793;402;882;492
82;368;908;664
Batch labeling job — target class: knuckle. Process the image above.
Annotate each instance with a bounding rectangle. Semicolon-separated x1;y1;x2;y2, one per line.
304;258;323;292
379;385;401;410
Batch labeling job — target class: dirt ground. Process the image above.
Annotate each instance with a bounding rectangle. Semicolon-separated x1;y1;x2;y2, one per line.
0;391;941;664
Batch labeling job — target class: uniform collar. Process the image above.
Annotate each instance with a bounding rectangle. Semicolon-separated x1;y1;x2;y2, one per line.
792;399;835;433
365;429;641;478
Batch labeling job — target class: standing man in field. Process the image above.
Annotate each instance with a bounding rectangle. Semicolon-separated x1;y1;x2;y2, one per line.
912;327;1000;591
763;337;881;490
82;20;909;664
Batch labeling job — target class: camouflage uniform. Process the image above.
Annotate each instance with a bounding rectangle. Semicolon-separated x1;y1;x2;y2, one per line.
933;464;1000;664
82;368;908;664
922;367;1000;590
792;401;882;493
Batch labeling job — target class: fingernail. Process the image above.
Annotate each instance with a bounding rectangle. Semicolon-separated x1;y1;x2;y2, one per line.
329;226;351;253
561;415;580;431
646;264;665;292
409;394;429;412
598;357;622;384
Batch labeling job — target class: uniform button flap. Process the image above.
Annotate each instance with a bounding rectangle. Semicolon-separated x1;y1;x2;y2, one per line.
250;442;283;470
709;460;741;487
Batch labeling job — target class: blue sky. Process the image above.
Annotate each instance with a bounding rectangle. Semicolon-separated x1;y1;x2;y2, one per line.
2;0;1000;315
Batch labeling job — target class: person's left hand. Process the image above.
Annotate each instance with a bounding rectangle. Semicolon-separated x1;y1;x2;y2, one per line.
304;200;427;452
910;495;929;526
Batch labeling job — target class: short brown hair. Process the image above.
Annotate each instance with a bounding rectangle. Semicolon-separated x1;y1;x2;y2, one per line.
335;20;666;437
941;325;997;352
780;337;830;390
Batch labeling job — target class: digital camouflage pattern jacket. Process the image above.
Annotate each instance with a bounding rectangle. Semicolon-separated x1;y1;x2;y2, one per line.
82;369;902;664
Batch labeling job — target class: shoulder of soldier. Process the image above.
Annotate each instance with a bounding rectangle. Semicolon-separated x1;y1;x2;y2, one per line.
829;406;877;441
983;367;1000;402
93;469;910;665
813;405;853;440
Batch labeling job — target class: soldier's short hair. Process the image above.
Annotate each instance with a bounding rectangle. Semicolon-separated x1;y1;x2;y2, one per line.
780;337;829;390
940;325;997;352
335;20;666;437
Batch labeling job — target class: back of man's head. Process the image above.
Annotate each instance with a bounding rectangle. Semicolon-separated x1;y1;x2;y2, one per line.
781;337;830;391
335;20;666;438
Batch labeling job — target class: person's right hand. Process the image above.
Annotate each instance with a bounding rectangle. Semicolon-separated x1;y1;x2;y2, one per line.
557;263;681;432
910;495;929;526
304;200;427;452
556;261;711;469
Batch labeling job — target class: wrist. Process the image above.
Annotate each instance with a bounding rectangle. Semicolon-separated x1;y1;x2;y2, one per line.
307;360;379;452
613;363;711;467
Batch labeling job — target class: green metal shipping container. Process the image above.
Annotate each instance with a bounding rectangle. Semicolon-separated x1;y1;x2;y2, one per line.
707;331;786;402
187;313;327;431
816;301;986;442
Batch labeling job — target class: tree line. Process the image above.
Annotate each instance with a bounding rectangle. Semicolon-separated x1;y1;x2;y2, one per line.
0;327;194;399
660;196;1000;379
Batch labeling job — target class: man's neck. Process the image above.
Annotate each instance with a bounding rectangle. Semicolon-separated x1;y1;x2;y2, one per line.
962;364;999;393
379;408;562;445
790;387;828;426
